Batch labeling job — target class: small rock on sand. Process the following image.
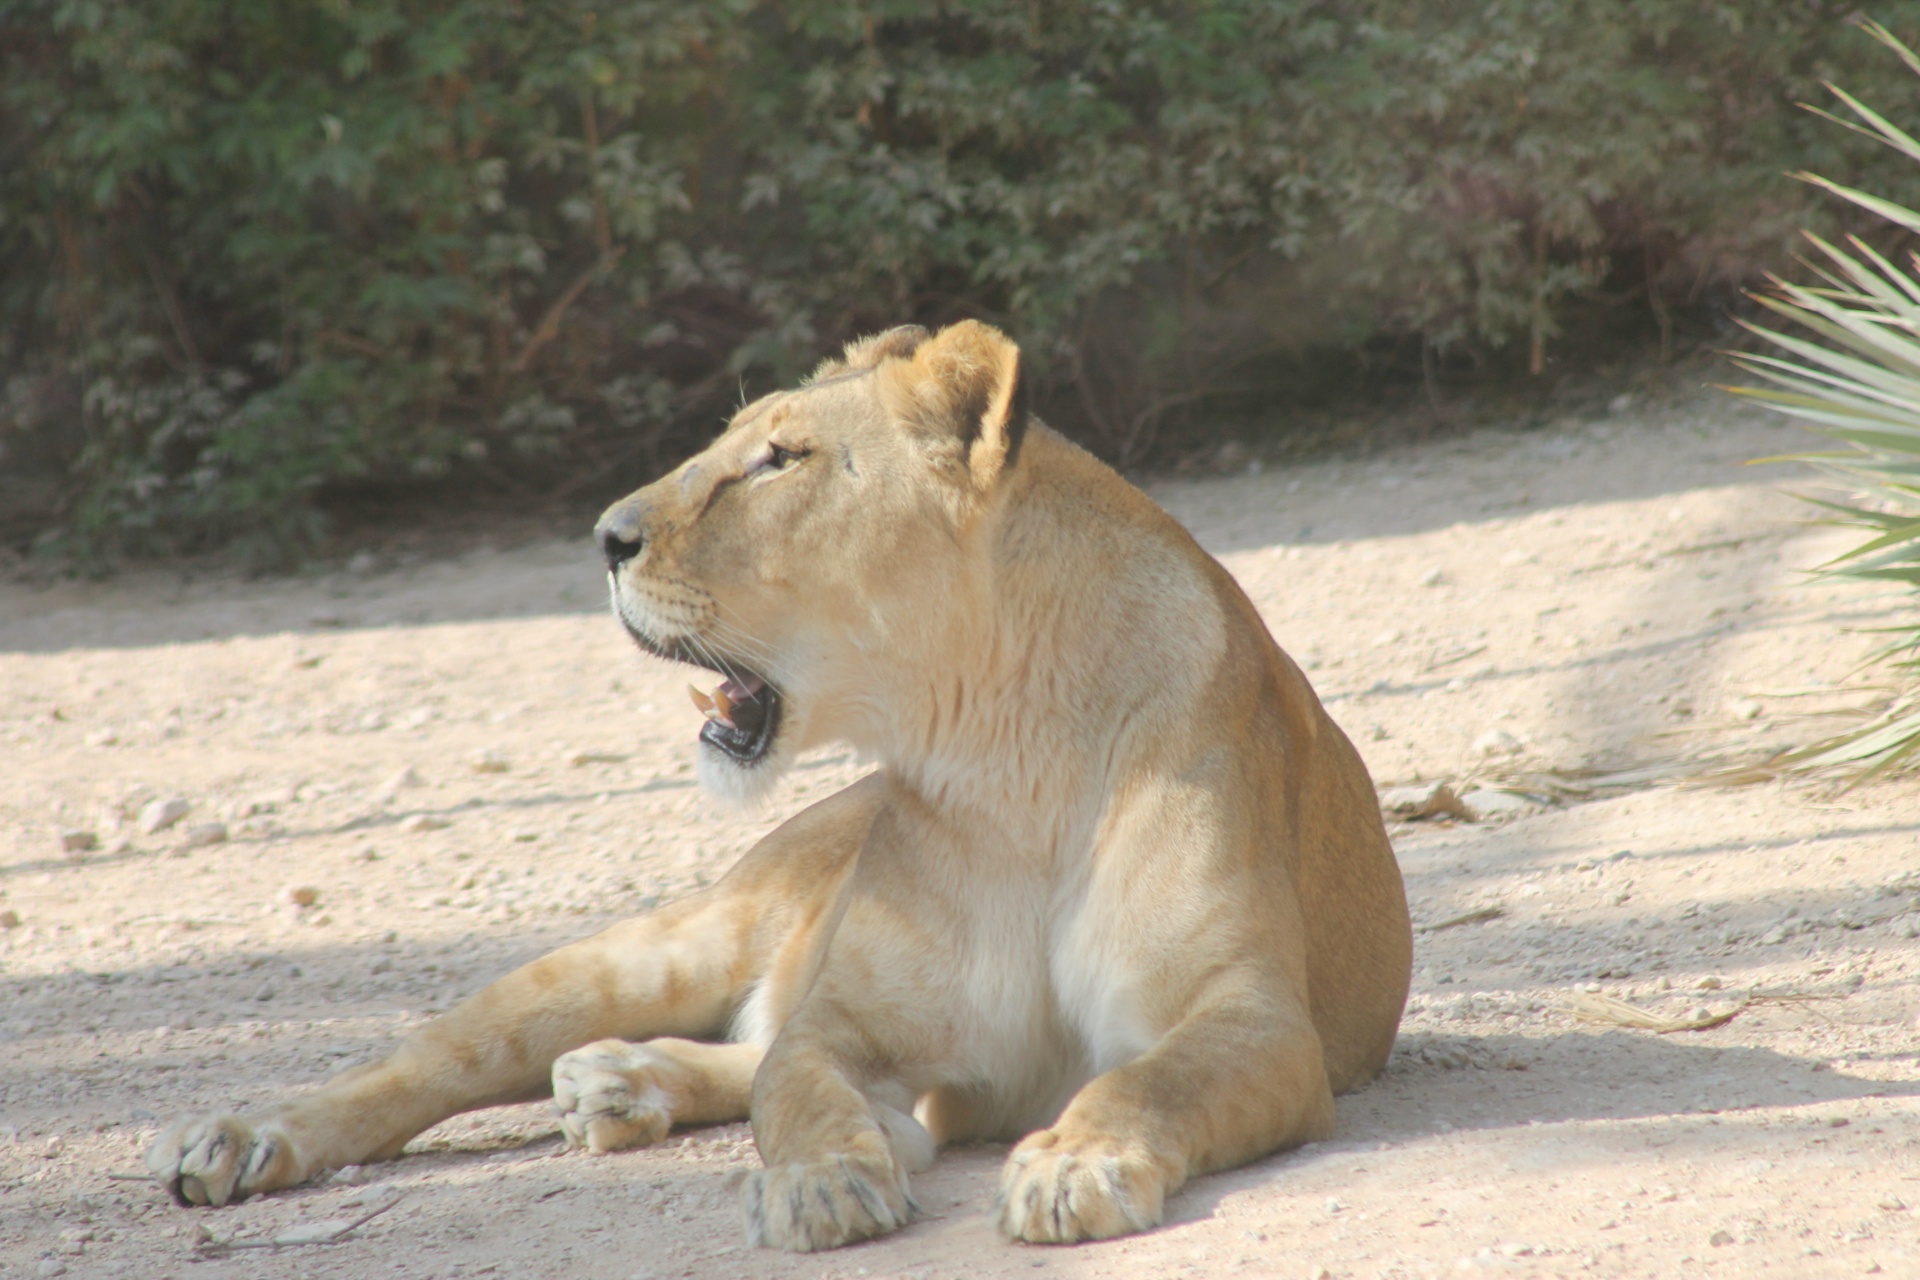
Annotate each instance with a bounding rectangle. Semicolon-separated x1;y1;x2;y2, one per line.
1471;728;1523;758
467;749;510;774
1458;789;1542;821
401;814;450;834
179;822;228;850
58;830;96;854
565;749;628;767
138;797;191;834
1379;781;1470;821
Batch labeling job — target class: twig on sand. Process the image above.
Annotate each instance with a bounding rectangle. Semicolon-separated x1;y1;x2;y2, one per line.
195;1192;406;1251
1565;990;1839;1034
1567;993;1749;1033
1418;905;1506;933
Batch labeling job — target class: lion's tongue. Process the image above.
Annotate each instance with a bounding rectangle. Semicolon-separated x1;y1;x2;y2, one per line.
689;677;765;729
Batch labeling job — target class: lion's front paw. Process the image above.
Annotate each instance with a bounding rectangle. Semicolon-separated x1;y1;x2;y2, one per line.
146;1115;299;1207
552;1040;676;1153
742;1151;913;1251
995;1128;1167;1244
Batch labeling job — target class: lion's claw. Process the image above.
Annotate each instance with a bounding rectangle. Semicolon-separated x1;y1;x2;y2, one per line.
995;1129;1166;1243
552;1040;676;1153
742;1151;914;1251
146;1115;294;1207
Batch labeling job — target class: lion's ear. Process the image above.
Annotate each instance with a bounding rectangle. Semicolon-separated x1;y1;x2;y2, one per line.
876;319;1028;490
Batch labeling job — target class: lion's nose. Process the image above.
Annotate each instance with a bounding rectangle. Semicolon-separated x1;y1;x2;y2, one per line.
595;502;646;570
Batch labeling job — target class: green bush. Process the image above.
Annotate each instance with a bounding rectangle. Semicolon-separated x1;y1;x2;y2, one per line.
1728;20;1920;780
7;1;1920;561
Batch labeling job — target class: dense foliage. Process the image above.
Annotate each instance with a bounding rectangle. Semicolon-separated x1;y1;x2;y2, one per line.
8;0;1920;560
1729;21;1920;780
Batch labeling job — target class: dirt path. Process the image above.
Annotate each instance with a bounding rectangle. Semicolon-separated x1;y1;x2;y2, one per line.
2;394;1917;1279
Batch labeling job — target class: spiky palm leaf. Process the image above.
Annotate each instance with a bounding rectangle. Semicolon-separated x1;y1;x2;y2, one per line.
1724;20;1920;781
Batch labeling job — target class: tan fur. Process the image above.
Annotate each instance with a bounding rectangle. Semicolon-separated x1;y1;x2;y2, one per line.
147;321;1412;1249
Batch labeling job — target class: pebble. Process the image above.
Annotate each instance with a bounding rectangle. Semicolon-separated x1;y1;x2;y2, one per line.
382;766;422;796
1458;789;1539;821
468;749;510;774
0;910;20;929
1379;781;1469;821
342;1182;405;1207
1419;567;1446;587
565;749;629;767
179;822;228;850
1471;729;1523;758
401;814;451;834
254;983;275;1002
1709;1229;1735;1247
37;1259;66;1277
138;797;192;834
1730;698;1763;721
57;830;95;854
282;885;322;908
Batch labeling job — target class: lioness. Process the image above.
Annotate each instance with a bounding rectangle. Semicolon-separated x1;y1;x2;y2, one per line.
147;320;1411;1249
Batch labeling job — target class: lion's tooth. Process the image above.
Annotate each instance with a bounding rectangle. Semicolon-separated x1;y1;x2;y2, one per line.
713;686;736;721
689;685;716;717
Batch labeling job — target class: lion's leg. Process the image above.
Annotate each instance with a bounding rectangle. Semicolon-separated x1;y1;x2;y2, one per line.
994;987;1333;1244
148;780;880;1208
736;807;960;1252
146;902;752;1207
739;1008;927;1253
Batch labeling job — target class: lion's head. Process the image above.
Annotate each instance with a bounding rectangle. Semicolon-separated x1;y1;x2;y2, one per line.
595;320;1028;803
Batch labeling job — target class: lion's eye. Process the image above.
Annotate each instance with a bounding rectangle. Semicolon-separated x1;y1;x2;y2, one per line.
767;444;809;470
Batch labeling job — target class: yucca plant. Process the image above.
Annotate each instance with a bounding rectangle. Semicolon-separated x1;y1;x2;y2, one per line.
1725;20;1920;781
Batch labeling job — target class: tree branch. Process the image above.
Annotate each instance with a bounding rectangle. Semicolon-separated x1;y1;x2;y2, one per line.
509;245;625;373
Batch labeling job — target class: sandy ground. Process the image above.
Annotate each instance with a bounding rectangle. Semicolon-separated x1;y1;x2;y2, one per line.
2;392;1918;1280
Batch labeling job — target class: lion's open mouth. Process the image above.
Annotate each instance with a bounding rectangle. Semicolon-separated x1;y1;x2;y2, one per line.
689;674;781;765
617;617;784;767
